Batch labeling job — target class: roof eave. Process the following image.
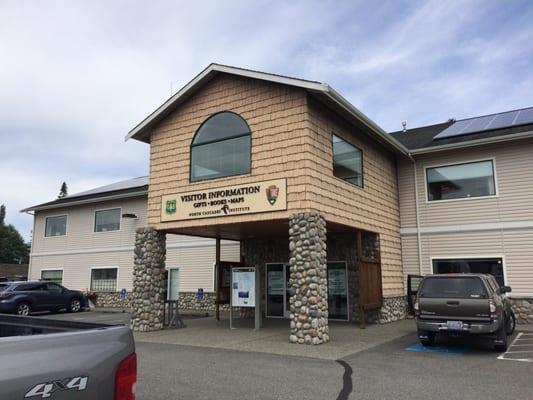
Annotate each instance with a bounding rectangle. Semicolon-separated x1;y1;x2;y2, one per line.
410;130;533;155
20;190;148;213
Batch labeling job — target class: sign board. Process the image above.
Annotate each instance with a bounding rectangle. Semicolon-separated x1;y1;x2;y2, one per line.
161;179;287;222
231;268;255;307
120;288;127;299
196;288;204;300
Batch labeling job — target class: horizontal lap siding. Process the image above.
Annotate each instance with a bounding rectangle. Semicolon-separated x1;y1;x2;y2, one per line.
413;138;533;226
400;229;533;297
307;100;403;297
148;75;311;230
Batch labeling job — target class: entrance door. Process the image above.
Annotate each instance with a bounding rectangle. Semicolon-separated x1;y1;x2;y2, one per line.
167;268;179;301
327;262;349;320
266;263;290;318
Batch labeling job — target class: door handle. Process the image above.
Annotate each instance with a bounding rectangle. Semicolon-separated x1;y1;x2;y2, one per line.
446;301;460;306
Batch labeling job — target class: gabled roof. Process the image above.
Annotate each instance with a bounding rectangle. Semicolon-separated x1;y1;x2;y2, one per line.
21;177;148;213
125;63;409;155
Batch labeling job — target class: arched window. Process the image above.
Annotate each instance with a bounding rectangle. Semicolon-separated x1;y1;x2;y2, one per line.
190;112;251;181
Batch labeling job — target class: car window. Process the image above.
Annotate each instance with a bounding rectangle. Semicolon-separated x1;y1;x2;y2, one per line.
420;277;488;299
13;284;40;291
44;283;63;292
0;283;10;292
486;277;499;293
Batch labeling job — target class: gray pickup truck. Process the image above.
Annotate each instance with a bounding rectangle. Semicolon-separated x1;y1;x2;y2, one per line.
0;314;136;399
414;274;515;351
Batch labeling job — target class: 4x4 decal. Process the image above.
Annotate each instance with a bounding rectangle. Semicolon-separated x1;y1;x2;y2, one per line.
25;376;88;398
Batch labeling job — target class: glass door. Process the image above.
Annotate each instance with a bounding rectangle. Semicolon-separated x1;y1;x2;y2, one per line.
167;268;180;301
266;263;290;318
327;262;348;320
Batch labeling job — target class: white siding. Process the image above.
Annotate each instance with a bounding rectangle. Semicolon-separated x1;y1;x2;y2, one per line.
30;196;240;293
398;137;533;297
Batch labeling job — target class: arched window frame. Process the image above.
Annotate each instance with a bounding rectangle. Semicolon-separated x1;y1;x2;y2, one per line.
189;111;252;182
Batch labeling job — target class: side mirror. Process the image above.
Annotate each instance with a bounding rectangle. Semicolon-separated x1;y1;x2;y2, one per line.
499;286;512;294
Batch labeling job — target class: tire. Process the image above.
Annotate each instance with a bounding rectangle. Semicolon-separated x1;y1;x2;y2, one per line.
68;298;82;313
418;330;435;347
494;325;508;352
506;312;516;336
16;302;31;316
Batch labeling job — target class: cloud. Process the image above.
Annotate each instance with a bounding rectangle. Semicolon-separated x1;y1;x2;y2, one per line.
1;0;532;239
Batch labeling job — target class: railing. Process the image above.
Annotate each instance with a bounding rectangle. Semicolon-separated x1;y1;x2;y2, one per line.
164;300;186;329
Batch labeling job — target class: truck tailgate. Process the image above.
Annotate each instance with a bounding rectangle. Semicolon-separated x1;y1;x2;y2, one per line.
0;324;134;400
419;297;490;321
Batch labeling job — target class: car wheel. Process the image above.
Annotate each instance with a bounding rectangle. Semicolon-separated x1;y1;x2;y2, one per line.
68;298;82;313
418;330;435;346
494;325;508;352
506;312;516;336
16;302;31;316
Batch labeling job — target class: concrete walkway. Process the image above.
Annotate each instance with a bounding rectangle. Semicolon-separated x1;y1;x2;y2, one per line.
134;317;416;360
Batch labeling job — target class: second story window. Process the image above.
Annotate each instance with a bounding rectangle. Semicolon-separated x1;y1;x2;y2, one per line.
45;215;67;237
190;111;251;182
426;159;496;202
332;134;363;187
94;208;121;232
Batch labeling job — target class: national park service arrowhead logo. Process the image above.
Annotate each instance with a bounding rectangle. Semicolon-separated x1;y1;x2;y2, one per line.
165;199;177;214
266;185;279;205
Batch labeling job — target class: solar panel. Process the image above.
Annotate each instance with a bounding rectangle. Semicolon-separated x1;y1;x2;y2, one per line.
434;107;533;140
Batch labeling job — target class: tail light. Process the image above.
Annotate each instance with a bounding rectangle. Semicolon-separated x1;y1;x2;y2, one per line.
413;300;420;316
114;352;137;400
489;300;499;319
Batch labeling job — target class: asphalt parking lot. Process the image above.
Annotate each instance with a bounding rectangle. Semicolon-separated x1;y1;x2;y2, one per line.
34;311;533;399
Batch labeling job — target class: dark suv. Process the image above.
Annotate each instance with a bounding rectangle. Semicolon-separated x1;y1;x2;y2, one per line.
414;274;515;351
0;281;88;316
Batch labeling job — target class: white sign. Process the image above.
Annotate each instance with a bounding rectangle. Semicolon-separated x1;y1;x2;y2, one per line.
232;268;255;307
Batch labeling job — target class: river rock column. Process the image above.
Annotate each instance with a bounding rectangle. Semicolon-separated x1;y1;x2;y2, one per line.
130;228;166;332
288;212;329;345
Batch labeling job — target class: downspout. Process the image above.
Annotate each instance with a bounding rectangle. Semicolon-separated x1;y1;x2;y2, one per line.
24;211;35;279
408;155;423;275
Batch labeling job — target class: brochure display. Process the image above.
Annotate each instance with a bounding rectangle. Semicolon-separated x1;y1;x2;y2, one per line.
231;268;255;307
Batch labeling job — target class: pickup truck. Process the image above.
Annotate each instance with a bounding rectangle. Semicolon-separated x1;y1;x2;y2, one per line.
414;273;515;351
0;314;136;399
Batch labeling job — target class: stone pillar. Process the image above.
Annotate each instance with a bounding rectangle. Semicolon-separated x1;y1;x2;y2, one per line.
130;228;166;332
288;212;329;345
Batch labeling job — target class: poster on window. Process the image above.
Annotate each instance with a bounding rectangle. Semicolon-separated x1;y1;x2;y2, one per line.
232;268;255;307
328;269;346;296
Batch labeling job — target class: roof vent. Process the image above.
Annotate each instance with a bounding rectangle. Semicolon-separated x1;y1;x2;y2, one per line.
402;121;407;132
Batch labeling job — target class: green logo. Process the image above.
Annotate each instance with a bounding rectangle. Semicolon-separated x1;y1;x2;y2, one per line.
166;199;177;214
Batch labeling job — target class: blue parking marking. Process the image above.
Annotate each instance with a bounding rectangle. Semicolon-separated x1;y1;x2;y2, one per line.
406;343;467;355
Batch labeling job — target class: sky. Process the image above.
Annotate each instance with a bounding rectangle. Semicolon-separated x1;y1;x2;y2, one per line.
1;0;532;240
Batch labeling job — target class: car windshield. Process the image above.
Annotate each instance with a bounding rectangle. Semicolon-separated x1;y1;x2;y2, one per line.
420;277;488;299
0;283;11;292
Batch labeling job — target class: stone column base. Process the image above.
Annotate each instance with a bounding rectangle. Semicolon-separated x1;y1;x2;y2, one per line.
288;212;329;345
130;228;166;332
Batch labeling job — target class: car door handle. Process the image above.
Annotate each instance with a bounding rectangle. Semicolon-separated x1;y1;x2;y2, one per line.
446;301;460;306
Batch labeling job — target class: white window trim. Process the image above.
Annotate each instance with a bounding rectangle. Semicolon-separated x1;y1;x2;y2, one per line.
429;255;507;286
89;266;119;292
423;157;499;204
40;268;64;283
44;214;68;238
93;207;122;234
165;267;180;301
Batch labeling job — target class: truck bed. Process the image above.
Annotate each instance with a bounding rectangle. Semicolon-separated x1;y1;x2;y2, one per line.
0;314;135;399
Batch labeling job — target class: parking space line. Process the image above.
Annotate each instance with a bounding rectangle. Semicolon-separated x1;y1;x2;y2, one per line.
504;350;533;354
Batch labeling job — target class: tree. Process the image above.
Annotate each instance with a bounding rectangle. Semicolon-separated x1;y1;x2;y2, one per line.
0;204;5;225
58;182;68;198
0;205;30;264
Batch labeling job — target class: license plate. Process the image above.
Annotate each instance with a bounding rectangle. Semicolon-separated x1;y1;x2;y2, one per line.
446;321;463;330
